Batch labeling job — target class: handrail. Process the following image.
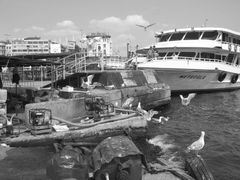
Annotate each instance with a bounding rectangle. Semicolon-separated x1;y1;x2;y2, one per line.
153;56;240;68
47;52;126;81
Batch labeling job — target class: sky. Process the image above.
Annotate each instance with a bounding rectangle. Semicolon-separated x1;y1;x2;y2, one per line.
0;0;240;56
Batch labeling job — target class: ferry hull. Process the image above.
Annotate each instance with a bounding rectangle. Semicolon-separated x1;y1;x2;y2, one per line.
153;70;240;94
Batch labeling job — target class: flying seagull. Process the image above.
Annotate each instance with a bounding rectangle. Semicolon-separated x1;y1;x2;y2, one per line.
81;74;94;89
136;23;156;31
136;102;158;121
186;131;205;156
152;116;169;124
179;93;196;106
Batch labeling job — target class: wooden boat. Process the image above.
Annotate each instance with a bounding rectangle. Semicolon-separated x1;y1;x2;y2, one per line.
3;108;148;147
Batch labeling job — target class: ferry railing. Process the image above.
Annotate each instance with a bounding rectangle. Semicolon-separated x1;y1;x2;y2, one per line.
154;56;238;68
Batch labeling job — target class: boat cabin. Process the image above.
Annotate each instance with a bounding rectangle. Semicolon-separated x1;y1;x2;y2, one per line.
138;28;240;67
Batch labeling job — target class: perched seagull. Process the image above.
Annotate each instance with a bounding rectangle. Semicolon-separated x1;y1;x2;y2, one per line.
137;102;148;115
136;23;156;31
186;131;205;156
122;97;134;109
81;74;94;89
105;84;115;90
180;93;196;106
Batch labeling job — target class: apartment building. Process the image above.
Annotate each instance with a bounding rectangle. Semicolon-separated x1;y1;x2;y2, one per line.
5;37;61;56
86;32;112;57
0;41;6;55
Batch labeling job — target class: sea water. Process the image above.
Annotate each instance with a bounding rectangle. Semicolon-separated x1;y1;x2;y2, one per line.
143;90;240;180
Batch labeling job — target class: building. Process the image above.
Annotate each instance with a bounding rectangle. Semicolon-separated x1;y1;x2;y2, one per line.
0;41;6;55
50;43;61;53
86;32;112;57
5;37;61;56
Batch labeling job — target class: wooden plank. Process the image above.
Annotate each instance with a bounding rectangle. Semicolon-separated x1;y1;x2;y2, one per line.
5;115;147;147
185;155;215;180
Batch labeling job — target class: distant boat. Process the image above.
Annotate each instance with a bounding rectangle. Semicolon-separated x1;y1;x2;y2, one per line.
135;27;240;93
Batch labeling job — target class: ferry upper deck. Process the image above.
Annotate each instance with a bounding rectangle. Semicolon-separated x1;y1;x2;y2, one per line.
149;27;240;53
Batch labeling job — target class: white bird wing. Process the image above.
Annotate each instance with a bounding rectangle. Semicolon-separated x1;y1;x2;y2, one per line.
187;93;196;101
81;77;87;88
146;23;156;28
179;95;184;100
87;74;94;85
136;24;145;28
187;139;204;151
122;97;134;108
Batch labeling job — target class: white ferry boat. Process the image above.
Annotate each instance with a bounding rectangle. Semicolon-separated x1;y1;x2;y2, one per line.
135;27;240;93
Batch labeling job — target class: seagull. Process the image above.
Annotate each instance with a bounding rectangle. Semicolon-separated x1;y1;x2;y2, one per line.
180;93;196;106
105;84;115;90
122;97;134;109
152;116;169;124
136;23;156;31
186;131;205;156
105;173;110;180
81;74;94;89
136;102;158;121
136;102;148;115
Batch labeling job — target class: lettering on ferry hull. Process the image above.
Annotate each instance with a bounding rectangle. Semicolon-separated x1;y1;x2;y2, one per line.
179;75;206;79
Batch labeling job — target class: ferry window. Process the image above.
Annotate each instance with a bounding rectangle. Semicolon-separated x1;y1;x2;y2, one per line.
179;52;195;57
222;33;228;42
169;32;185;41
236;57;240;65
159;34;171;42
166;52;173;56
201;53;214;59
226;54;234;63
158;52;167;57
215;55;221;60
222;55;226;61
201;31;218;40
237;40;240;45
184;31;202;40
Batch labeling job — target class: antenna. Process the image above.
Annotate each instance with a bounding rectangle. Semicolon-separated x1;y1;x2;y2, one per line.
204;18;208;27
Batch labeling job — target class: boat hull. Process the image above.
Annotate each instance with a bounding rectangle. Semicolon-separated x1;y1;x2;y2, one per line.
152;69;240;94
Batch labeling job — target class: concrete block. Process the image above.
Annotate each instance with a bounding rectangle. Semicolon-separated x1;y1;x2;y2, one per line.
25;98;87;125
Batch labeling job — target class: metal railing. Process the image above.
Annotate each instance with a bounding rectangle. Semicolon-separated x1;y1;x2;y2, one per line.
47;52;128;81
153;56;240;68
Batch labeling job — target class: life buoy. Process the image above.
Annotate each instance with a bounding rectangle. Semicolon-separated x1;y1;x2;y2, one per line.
217;72;227;82
231;74;238;83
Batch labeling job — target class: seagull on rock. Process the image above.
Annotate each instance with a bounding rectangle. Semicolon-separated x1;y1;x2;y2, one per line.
180;93;196;106
186;131;205;156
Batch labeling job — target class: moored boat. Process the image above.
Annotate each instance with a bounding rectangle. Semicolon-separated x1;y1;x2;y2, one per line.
135;27;240;93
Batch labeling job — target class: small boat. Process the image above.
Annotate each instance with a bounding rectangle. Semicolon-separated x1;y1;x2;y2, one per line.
134;27;240;93
44;69;171;109
2;106;148;147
